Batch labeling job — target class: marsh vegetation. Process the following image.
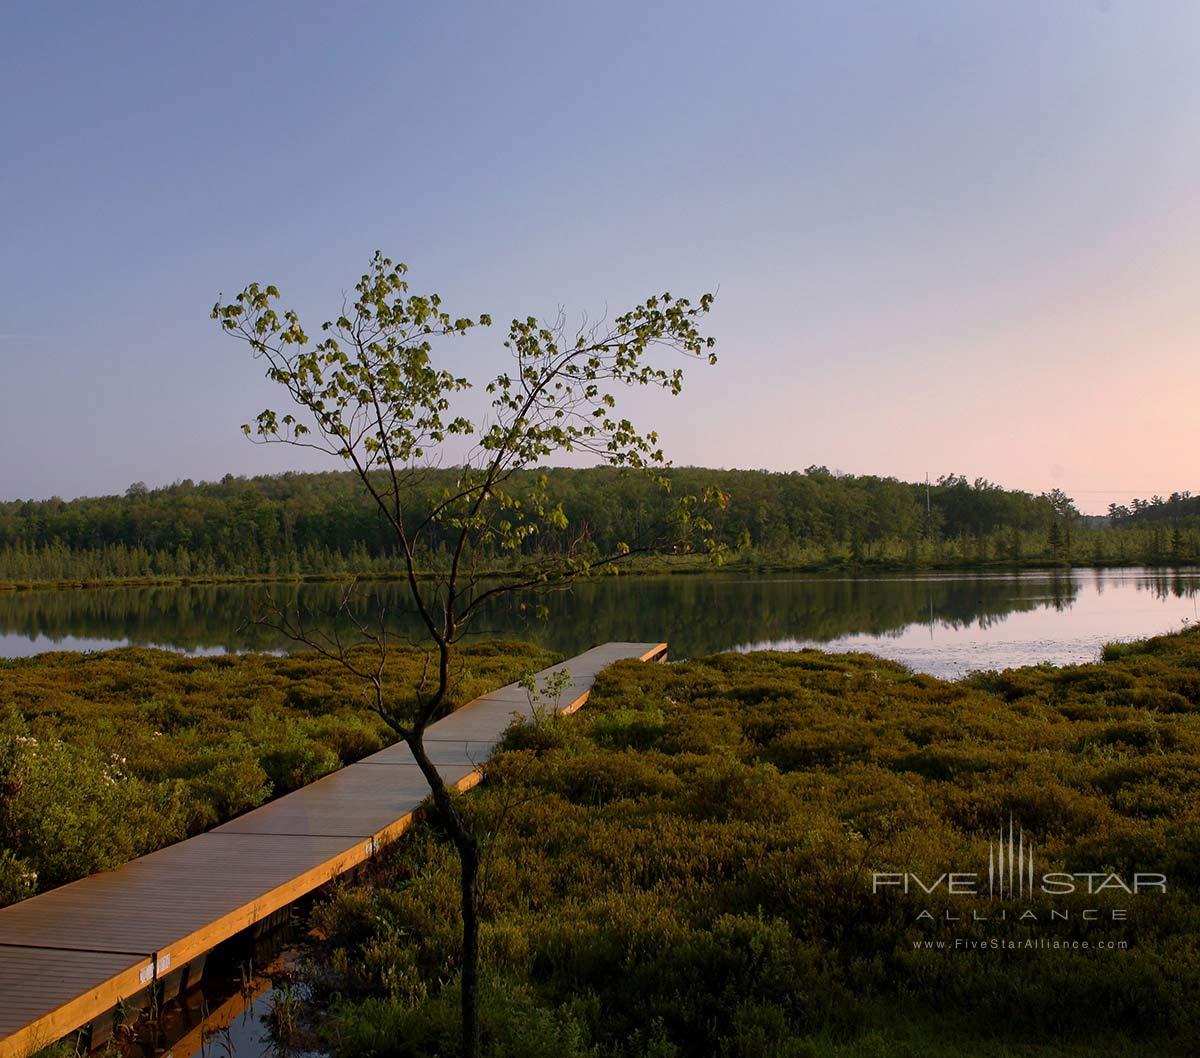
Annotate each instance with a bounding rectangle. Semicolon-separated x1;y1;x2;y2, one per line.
0;641;553;905
7;627;1200;1053
286;627;1200;1056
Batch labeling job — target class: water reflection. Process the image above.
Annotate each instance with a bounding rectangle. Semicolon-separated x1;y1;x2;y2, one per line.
117;936;323;1058
161;978;273;1058
0;567;1197;677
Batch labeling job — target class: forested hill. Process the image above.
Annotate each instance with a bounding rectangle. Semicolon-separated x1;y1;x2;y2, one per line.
0;468;1197;585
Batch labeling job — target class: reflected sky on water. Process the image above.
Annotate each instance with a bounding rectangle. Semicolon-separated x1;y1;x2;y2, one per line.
1;567;1197;678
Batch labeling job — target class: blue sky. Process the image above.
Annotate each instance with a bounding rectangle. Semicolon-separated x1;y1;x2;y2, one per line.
2;2;1197;511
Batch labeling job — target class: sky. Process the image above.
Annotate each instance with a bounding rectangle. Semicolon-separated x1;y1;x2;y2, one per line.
1;1;1197;513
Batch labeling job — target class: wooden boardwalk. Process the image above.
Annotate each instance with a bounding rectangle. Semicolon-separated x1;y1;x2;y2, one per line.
0;642;666;1058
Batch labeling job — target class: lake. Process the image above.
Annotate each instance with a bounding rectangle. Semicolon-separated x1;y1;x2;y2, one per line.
1;566;1197;678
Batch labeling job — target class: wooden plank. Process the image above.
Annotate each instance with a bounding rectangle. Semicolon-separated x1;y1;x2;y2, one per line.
215;762;451;837
474;678;594;706
0;834;371;968
0;947;151;1058
0;642;666;1058
361;739;501;766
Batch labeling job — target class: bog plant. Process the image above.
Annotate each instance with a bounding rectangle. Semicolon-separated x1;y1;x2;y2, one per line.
518;668;576;726
298;625;1200;1057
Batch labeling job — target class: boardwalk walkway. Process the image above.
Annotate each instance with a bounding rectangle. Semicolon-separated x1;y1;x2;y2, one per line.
0;642;666;1058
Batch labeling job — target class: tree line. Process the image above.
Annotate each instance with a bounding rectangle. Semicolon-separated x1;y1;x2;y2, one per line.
1;467;1197;585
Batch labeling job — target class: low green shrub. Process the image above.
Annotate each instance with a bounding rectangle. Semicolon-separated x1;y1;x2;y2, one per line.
329;979;594;1058
297;627;1200;1056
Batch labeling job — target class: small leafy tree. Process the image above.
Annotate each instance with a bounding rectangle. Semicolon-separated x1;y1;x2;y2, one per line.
212;252;719;1056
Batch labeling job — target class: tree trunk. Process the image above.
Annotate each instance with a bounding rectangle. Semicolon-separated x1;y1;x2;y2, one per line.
405;730;482;1058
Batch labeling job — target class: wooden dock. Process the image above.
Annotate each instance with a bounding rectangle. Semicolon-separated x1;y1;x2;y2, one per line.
0;642;667;1058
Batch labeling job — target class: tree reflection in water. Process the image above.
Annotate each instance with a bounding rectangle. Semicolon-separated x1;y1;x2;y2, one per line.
0;568;1197;675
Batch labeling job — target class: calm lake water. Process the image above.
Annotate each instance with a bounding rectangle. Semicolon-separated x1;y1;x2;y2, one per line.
2;567;1198;678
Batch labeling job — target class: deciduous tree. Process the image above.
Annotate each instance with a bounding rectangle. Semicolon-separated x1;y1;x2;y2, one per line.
211;252;720;1056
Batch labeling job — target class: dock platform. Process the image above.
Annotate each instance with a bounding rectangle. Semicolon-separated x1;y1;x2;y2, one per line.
0;642;667;1058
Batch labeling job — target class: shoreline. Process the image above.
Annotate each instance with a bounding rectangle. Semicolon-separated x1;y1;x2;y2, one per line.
3;556;1199;595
